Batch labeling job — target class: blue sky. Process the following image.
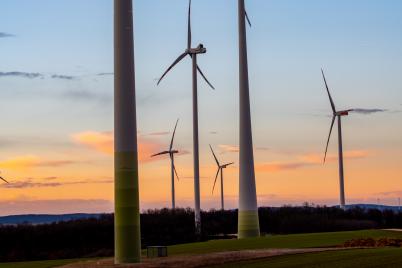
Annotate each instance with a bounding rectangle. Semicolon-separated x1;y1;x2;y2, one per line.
0;0;401;214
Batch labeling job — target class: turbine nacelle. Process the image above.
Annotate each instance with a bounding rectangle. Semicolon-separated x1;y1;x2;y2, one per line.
336;109;353;116
221;162;234;169
186;44;206;54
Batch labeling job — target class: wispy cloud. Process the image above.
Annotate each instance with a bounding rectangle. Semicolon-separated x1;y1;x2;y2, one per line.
145;131;170;137
71;131;164;162
255;150;371;173
218;145;270;153
62;89;110;103
0;155;77;171
51;74;75;80
0;198;113;215
1;177;113;189
0;72;78;80
0;32;14;38
351;108;387;114
256;162;308;172
209;131;218;135
97;72;114;76
0;72;43;79
301;150;371;164
218;144;239;153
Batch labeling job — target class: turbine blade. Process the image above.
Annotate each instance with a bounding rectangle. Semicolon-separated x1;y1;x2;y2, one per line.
187;0;192;49
173;163;179;181
321;69;336;113
197;64;215;90
226;162;235;167
245;11;252;27
151;151;170;157
169;118;179;151
0;176;9;184
157;52;188;85
324;116;336;163
212;168;220;194
209;144;220;166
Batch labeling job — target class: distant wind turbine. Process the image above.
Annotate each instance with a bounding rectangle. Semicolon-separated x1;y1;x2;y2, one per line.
151;119;180;209
209;145;234;211
321;69;354;210
157;0;214;237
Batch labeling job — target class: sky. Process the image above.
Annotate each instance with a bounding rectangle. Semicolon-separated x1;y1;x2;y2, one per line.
0;0;401;216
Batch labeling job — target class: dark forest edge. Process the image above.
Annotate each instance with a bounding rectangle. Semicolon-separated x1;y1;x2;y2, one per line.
0;205;401;262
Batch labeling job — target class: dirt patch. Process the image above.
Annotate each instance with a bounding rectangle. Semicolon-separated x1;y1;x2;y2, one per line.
343;238;402;248
58;248;346;268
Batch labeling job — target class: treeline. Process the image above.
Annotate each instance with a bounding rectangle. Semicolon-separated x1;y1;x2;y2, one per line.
0;206;401;262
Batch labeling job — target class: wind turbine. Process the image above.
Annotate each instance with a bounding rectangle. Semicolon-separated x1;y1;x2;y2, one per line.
114;0;140;263
237;0;260;238
157;0;214;237
209;145;234;211
151;119;180;209
321;69;354;210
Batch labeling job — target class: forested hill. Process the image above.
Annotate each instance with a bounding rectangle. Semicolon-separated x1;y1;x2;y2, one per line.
0;213;103;225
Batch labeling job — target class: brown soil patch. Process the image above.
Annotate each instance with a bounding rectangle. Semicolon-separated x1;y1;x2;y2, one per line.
58;248;345;268
343;237;402;248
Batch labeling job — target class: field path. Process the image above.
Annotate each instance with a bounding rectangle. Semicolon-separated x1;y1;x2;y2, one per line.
58;248;348;268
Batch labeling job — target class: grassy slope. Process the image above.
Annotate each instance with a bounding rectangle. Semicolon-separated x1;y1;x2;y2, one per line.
1;230;402;267
0;259;89;268
206;248;402;268
169;229;402;255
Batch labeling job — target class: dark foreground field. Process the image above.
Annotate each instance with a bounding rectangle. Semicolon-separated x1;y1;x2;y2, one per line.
1;229;401;268
1;206;402;263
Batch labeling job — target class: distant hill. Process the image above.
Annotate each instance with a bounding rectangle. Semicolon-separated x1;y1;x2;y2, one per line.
0;213;104;225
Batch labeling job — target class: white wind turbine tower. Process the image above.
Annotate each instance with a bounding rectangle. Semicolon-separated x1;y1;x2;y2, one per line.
321;69;354;210
157;0;214;236
114;0;141;263
209;145;234;211
151;119;180;209
237;0;260;238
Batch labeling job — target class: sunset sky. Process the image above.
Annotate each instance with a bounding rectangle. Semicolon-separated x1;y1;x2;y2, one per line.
0;0;401;216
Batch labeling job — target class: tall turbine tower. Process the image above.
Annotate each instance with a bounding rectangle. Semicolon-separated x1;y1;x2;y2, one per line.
157;0;214;236
321;69;354;210
114;0;140;263
210;145;234;210
151;119;180;209
237;0;260;238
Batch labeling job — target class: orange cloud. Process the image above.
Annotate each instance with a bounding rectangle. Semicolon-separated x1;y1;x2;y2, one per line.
0;155;75;171
72;131;113;154
72;131;164;162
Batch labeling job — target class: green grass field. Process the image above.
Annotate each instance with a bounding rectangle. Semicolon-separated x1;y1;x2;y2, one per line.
0;258;89;268
1;229;401;268
206;248;402;268
169;229;402;255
